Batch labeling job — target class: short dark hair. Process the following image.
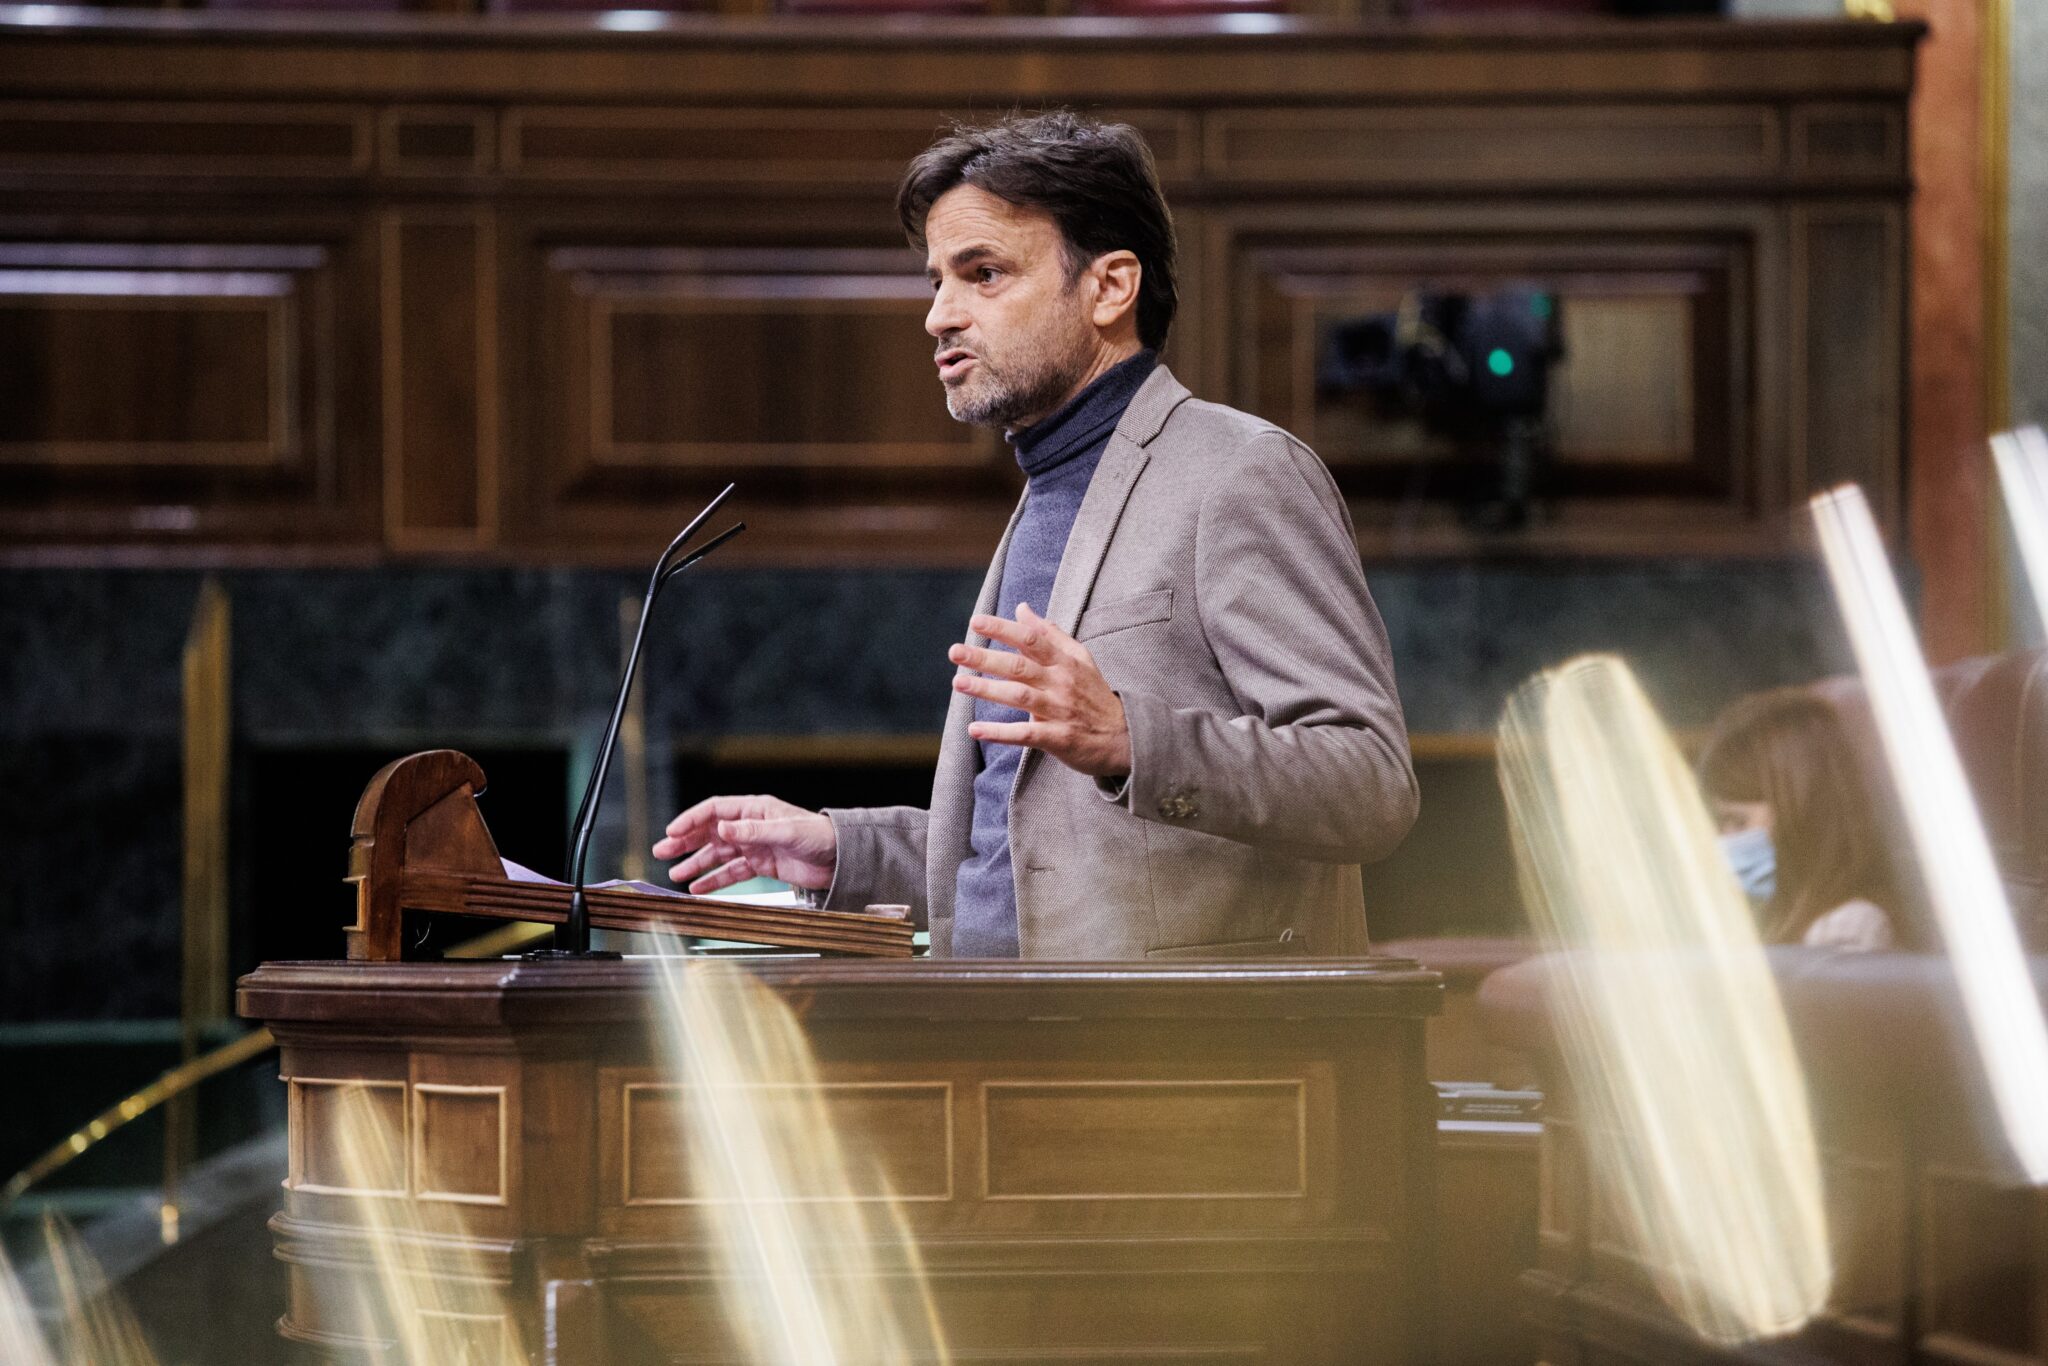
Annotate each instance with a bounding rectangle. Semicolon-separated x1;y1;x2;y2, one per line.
897;111;1179;351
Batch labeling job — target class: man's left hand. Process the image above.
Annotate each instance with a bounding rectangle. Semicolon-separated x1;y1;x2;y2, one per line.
949;602;1131;779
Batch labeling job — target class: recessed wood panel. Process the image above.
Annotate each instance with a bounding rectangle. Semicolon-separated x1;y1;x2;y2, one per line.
982;1080;1306;1200
381;213;493;547
1205;106;1779;186
0;102;369;176
598;298;955;458
1793;206;1902;522
1823;1152;1904;1331
1915;1167;2039;1360
621;1080;952;1204
551;246;984;479
509;109;959;183
413;1083;507;1206
1234;236;1741;496
1791;104;1904;177
379;107;494;176
506;108;1193;185
293;1079;407;1196
0;243;321;468
417;1311;523;1362
1550;296;1695;464
0;234;377;546
0;297;280;459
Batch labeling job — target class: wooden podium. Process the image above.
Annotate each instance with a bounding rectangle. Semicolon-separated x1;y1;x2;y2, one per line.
240;755;1445;1363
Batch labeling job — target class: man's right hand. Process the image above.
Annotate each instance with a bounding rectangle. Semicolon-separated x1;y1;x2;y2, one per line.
653;795;837;896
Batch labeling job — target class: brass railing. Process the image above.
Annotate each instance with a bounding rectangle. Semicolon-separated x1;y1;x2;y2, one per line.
1;1028;275;1211
0;921;553;1219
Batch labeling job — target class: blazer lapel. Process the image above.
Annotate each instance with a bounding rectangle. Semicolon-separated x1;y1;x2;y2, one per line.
1041;363;1191;635
1019;365;1191;788
1041;429;1149;636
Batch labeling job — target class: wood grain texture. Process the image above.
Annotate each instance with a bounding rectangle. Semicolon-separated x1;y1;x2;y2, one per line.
344;749;915;957
242;953;1442;1364
0;14;1921;566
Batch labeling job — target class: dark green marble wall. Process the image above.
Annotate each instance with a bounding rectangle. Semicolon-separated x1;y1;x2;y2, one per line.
0;559;1858;1019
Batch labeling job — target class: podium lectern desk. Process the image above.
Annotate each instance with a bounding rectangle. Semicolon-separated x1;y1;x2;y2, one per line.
241;955;1443;1364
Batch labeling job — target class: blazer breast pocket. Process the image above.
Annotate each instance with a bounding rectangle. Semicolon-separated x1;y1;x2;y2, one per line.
1077;588;1173;642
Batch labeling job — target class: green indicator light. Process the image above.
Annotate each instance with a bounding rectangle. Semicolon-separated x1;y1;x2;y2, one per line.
1487;348;1515;377
1531;296;1554;318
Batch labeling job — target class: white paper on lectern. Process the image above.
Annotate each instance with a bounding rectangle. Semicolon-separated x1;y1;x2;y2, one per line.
499;858;808;909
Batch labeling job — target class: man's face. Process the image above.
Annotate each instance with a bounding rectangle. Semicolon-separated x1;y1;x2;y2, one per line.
923;184;1098;429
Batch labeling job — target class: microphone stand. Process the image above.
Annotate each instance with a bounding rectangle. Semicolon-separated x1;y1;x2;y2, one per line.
528;485;745;959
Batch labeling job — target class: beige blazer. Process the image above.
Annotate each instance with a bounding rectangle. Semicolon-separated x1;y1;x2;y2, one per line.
821;364;1418;959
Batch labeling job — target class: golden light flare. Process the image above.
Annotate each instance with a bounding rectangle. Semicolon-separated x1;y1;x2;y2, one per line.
0;1215;161;1366
648;950;950;1366
1991;425;2048;632
1812;483;2048;1183
326;1085;524;1365
1499;654;1832;1345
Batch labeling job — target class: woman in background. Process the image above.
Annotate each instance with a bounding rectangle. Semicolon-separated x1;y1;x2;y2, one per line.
1699;689;1903;951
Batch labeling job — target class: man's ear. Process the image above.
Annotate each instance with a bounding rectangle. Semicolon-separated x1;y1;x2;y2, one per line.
1089;251;1142;331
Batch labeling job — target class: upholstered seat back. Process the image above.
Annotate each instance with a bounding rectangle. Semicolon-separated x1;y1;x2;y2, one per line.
1812;648;2048;947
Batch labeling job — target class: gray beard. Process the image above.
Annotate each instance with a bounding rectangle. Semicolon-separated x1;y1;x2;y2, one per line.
945;350;1089;428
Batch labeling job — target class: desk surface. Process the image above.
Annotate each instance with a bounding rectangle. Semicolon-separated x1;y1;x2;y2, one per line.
241;954;1445;1027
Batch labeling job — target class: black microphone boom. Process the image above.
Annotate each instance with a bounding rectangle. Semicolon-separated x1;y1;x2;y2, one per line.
532;484;745;958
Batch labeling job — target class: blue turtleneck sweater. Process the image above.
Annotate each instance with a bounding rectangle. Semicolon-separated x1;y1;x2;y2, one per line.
951;349;1158;957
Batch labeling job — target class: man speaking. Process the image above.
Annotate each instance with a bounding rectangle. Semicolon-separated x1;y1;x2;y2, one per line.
654;112;1417;959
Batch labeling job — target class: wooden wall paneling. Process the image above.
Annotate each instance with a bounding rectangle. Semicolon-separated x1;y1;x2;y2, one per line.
503;107;955;187
0;230;375;546
380;210;498;551
1789;103;1906;182
1203;104;1784;190
1789;202;1906;534
377;106;497;179
573;247;967;470
0;18;1921;566
0;101;372;182
1433;1124;1539;1364
500;106;1197;191
0;20;1923;110
1913;1162;2047;1366
1209;199;1787;556
1811;1150;1911;1360
505;200;1021;564
1161;204;1206;401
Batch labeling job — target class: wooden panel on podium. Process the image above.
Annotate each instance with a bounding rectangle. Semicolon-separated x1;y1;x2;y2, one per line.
242;954;1443;1365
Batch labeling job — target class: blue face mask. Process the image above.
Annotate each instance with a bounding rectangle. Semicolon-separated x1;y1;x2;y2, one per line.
1719;826;1777;904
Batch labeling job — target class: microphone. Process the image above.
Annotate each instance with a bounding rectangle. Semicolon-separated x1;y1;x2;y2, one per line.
530;485;746;958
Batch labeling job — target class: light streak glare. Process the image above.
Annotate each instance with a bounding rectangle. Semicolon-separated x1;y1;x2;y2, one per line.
1812;483;2048;1183
0;1215;160;1366
1991;425;2048;627
328;1085;523;1365
648;949;950;1366
1499;654;1832;1345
